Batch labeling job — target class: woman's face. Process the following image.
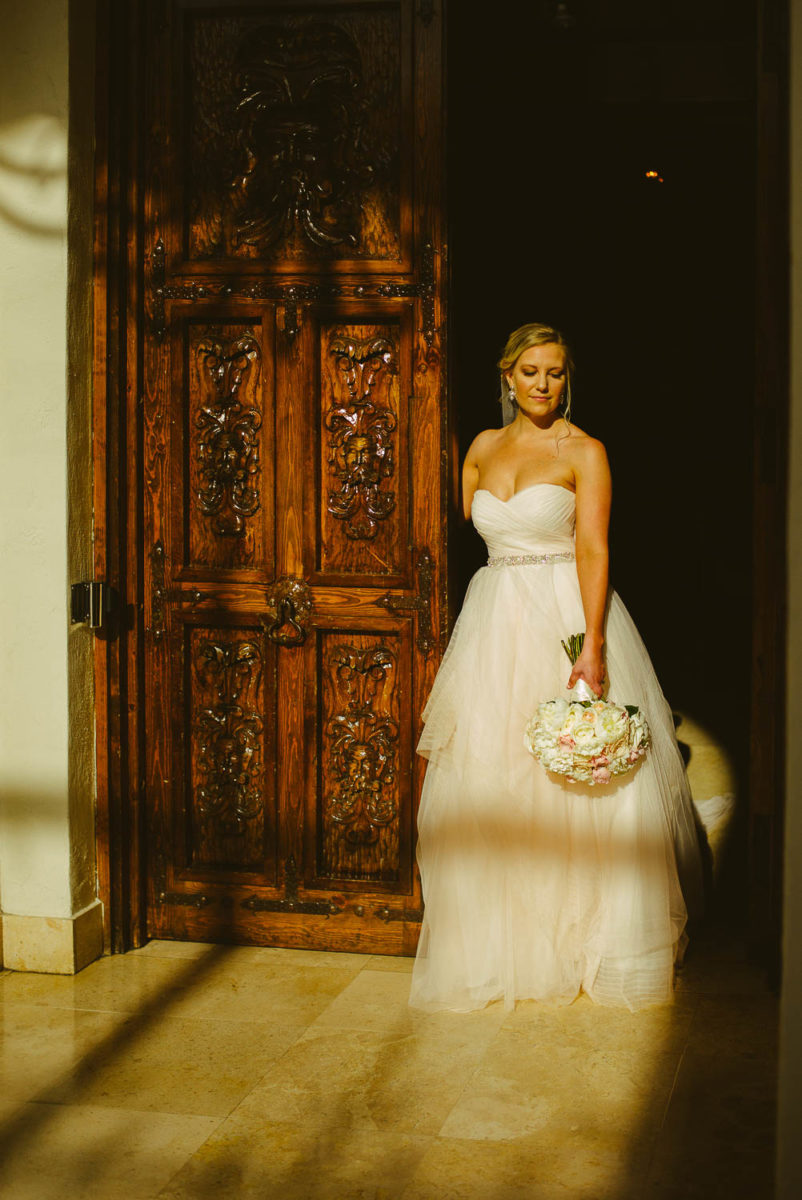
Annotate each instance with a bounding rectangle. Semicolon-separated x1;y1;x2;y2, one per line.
506;343;567;419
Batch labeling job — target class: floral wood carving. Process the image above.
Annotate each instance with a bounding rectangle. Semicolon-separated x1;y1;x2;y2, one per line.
195;334;262;536
326;644;399;848
326;333;398;540
232;21;378;251
194;638;264;835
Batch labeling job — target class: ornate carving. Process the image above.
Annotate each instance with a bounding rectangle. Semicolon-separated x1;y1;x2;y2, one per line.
326;333;398;540
325;644;399;848
231;22;379;252
377;548;435;655
242;855;342;915
262;576;313;646
195;334;262;536
194;638;264;835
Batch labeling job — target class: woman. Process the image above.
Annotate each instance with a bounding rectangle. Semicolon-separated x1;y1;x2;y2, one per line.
409;323;704;1013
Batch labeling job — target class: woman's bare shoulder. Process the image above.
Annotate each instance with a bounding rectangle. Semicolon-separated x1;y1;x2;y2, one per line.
464;427;505;465
563;423;608;465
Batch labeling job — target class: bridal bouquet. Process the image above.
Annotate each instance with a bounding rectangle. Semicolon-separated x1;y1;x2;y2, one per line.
523;634;651;786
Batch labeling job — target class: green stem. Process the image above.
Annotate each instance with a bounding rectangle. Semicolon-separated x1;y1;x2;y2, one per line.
561;632;585;665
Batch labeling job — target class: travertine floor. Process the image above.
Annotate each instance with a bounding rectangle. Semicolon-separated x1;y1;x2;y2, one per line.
0;930;777;1199
0;714;777;1199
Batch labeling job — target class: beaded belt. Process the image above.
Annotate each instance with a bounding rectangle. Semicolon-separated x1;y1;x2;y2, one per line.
486;551;576;568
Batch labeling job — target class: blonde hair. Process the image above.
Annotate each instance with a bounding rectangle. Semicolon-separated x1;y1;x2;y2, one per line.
498;322;575;427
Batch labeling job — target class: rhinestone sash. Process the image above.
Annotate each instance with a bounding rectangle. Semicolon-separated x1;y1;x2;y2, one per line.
486;551;576;568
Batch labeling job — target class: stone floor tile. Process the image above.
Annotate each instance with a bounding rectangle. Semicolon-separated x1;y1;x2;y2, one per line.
439;1028;678;1144
0;1102;220;1200
0;948;225;1015
239;946;374;970
310;968;507;1039
167;960;361;1025
401;1131;652;1200
675;943;772;1000
0;1003;124;1101
235;1019;488;1136
365;954;416;973
684;991;779;1056
501;989;696;1054
132;941;223;961
41;1014;301;1117
645;1044;776;1199
157;1117;431;1200
133;941;370;972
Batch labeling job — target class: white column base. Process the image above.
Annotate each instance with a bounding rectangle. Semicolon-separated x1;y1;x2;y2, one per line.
1;900;103;974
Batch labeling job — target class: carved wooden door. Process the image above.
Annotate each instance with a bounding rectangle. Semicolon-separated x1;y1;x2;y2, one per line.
140;0;444;954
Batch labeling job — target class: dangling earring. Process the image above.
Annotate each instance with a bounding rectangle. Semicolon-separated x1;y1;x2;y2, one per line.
508;382;518;406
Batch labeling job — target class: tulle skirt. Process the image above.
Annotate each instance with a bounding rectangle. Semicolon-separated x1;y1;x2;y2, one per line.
409;560;704;1013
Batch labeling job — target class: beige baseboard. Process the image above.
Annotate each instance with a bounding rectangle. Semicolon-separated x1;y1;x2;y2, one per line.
1;901;103;974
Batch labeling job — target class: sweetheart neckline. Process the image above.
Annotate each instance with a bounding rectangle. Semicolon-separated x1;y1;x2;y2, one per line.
473;483;576;504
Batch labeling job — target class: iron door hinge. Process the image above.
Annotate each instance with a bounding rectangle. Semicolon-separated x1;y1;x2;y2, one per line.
70;581;115;630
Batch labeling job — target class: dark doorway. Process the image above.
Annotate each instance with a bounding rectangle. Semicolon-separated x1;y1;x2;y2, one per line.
447;2;756;875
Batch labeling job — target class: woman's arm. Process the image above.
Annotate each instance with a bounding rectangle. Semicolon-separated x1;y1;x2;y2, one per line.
461;434;485;520
567;438;612;697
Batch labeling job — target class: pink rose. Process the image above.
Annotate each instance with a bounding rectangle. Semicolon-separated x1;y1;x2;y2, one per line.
628;749;642;763
559;734;576;748
591;754;610;767
592;766;612;785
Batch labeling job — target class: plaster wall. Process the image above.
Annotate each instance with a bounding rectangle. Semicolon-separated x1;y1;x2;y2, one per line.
0;0;99;966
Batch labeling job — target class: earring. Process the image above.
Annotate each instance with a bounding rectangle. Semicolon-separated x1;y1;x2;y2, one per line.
508;383;518;405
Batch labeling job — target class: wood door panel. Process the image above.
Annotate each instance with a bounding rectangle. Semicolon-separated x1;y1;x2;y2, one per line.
316;316;411;582
178;318;275;575
315;625;413;886
172;0;411;272
184;622;277;877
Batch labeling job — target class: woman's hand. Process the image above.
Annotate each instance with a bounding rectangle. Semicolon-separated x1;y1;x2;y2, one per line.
567;641;606;698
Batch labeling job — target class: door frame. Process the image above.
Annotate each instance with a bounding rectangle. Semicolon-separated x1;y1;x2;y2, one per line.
92;0;788;963
93;0;147;951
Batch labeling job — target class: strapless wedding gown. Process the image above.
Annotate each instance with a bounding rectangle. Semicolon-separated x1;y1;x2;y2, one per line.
409;483;704;1013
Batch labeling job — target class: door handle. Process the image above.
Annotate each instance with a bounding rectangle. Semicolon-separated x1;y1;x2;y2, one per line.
262;577;313;647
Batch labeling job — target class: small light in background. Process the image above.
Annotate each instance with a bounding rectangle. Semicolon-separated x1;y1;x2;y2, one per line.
645;170;665;183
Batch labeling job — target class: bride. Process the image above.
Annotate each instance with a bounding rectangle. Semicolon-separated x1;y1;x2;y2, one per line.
408;323;704;1013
